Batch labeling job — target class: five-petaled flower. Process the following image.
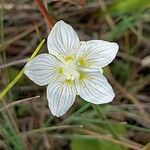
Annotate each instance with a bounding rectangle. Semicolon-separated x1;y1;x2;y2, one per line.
24;20;119;117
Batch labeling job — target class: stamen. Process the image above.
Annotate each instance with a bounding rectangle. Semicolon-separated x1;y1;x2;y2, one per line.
78;57;92;67
64;55;75;62
58;57;80;81
78;57;87;66
79;73;86;81
64;79;73;85
58;67;63;76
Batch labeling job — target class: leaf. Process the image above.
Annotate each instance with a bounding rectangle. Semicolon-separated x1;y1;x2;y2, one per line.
71;137;127;150
108;0;150;15
106;15;138;40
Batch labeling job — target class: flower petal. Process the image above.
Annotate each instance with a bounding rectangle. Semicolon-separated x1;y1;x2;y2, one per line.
47;80;77;117
77;40;118;69
76;72;115;104
24;54;61;86
47;20;80;57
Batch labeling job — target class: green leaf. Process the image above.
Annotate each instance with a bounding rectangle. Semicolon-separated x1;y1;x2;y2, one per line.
108;0;150;15
106;16;137;40
71;138;127;150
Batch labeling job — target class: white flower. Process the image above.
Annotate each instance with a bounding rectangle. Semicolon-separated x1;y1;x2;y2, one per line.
24;20;119;117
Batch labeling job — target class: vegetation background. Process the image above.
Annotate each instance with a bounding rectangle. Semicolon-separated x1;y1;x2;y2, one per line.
0;0;150;150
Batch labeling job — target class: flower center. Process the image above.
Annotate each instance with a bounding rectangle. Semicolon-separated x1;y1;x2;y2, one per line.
63;61;80;81
57;55;80;81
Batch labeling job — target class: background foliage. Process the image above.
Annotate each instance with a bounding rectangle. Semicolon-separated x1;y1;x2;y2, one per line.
0;0;150;150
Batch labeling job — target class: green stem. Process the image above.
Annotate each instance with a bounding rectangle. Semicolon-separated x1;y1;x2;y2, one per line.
0;39;45;100
92;104;119;139
5;125;81;142
64;103;91;123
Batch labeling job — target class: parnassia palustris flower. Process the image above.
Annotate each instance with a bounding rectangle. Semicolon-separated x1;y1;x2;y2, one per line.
24;20;119;117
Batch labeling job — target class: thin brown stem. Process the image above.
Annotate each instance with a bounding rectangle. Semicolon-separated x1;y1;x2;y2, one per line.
35;0;55;28
0;95;40;112
83;129;142;150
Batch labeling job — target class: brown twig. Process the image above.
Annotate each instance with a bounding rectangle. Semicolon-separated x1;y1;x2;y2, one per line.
0;58;28;69
0;95;40;112
35;0;55;28
83;129;142;150
0;22;44;51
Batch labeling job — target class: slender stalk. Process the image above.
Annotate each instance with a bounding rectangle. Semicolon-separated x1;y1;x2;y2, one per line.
0;95;40;112
64;103;91;123
71;116;150;132
92;104;119;139
83;129;141;150
0;39;45;100
0;58;28;69
35;0;54;28
4;125;81;142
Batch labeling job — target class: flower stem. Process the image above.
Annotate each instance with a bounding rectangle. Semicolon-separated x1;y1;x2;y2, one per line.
92;104;119;139
0;39;45;100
